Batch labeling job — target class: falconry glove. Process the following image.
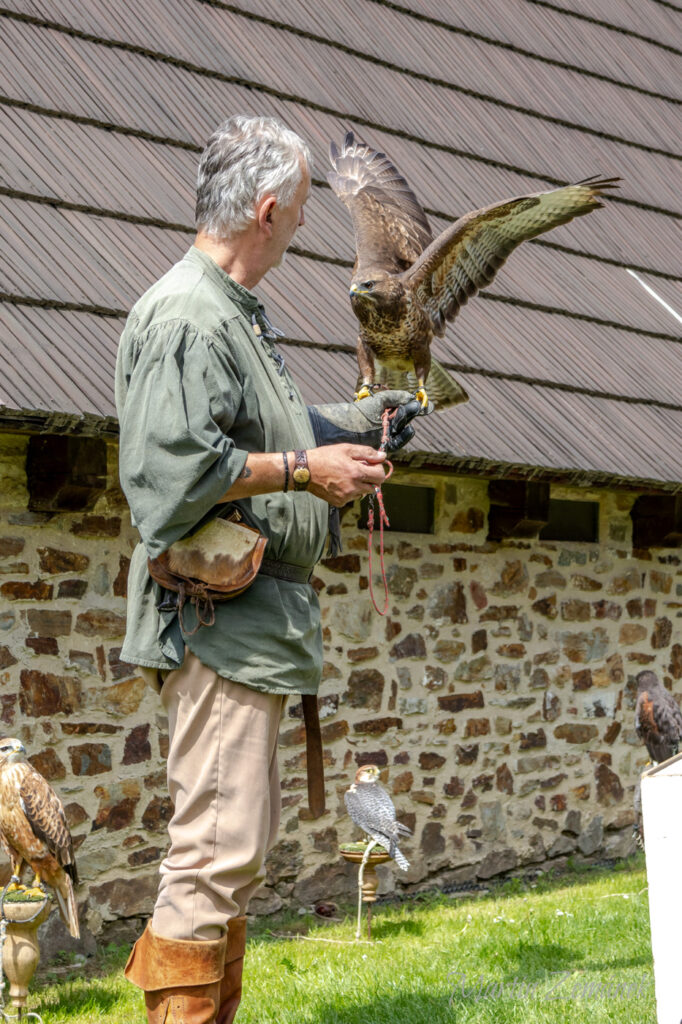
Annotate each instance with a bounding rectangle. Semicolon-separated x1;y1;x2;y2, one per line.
308;390;428;455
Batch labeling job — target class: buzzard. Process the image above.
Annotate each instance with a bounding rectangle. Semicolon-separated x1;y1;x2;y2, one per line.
344;764;411;871
328;132;619;408
0;737;79;937
635;670;682;764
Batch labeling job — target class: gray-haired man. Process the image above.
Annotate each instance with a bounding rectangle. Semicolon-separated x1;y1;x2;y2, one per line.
117;115;421;1023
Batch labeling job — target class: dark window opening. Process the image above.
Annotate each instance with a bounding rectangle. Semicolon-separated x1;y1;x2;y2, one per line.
538;499;599;542
359;483;435;534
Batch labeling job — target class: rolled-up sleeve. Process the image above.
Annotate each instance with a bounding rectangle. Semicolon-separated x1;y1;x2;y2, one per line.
117;320;248;557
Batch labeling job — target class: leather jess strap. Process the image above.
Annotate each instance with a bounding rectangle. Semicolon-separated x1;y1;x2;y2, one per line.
301;694;325;818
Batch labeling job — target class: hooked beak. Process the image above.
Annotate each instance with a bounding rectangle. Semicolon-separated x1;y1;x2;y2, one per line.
349;283;370;296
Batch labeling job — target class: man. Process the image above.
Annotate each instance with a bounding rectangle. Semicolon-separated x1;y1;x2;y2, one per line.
116;115;422;1024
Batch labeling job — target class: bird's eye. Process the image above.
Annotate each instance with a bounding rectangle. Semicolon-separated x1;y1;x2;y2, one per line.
363;281;375;290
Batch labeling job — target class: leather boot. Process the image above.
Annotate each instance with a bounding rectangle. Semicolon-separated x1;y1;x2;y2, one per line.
125;921;227;1024
215;916;246;1024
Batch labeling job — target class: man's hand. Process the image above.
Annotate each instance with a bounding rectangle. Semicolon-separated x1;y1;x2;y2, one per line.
306;444;388;506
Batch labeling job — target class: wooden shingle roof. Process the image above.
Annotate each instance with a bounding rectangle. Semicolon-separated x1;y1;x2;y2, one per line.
1;0;681;488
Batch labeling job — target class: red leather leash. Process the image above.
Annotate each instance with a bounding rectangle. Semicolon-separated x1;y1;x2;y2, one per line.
367;408;395;615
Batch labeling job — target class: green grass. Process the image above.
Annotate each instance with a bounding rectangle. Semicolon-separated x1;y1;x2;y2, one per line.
31;856;654;1023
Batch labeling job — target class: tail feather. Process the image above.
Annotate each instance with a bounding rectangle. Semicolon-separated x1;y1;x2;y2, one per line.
392;847;410;872
55;876;80;939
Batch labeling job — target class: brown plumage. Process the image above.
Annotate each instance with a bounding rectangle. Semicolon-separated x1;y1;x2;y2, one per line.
328;131;620;409
635;671;682;764
0;737;79;937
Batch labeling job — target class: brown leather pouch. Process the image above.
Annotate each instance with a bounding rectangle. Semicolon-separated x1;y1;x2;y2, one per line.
147;514;267;635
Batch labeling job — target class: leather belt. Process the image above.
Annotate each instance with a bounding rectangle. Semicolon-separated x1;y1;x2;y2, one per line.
259;558;314;584
258;559;324;816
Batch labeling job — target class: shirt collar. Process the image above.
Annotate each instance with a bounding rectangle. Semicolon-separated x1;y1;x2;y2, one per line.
185;246;261;312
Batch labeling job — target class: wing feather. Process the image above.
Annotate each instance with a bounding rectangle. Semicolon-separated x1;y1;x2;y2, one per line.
328;132;433;276
19;770;78;883
403;178;620;332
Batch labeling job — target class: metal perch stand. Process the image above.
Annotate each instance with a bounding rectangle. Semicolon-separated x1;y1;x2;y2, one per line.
0;880;50;1022
339;843;392;941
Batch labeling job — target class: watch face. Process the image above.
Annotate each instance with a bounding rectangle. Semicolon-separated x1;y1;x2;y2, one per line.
293;467;311;484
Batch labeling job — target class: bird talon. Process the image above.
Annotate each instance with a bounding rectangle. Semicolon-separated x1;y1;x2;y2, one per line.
23;885;46;899
414;387;428;409
354;385;372;402
5;881;24;894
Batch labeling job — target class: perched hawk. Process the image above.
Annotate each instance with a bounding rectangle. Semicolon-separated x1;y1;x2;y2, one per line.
328;131;619;408
635;671;682;764
0;738;79;938
344;764;411;871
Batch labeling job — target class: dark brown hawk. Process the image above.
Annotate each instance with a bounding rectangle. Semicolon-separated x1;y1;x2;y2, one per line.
635;670;682;764
0;737;79;937
328;131;619;408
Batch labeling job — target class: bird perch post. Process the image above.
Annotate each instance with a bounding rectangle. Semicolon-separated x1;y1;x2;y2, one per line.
339;842;391;940
0;888;52;1022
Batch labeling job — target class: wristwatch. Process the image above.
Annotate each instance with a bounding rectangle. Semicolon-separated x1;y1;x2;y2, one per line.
292;450;311;491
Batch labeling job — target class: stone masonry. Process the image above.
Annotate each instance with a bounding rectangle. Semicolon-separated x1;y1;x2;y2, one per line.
1;433;680;938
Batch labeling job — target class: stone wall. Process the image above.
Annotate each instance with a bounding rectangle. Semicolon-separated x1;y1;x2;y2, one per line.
1;434;679;938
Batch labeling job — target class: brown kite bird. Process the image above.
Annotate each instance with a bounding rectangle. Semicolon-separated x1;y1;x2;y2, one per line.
328;131;619;408
635;670;682;765
0;737;79;937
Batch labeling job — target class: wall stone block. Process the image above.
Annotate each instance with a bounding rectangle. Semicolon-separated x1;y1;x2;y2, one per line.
19;669;81;717
70;516;121;538
26;609;72;637
385;565;418;597
343;669;384;710
123;724;152;765
75;609;127;639
427;582;467;623
1;581;53;601
455;744;479;765
69;743;112;776
553;724;598;744
389;633;426;660
0;646;17;669
93;781;141;831
58;580;88;599
652;617;673;649
595;763;624;805
142;795;174;832
28;747;66;780
438;692;484;713
0;537;24;557
38;547;89;574
353;716;402;736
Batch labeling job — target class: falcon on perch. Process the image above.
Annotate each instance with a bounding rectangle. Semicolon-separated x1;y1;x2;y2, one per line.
635;670;682;764
345;764;411;871
0;738;79;937
328;131;619;409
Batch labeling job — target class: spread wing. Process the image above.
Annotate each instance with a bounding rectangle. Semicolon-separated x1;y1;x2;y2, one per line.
402;177;620;336
328;131;433;277
20;770;78;882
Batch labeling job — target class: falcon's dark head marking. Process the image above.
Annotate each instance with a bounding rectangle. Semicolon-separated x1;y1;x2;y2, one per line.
350;275;407;325
636;670;660;693
354;764;381;784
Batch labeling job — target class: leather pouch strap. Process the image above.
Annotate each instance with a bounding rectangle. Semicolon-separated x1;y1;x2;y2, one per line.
302;694;325;818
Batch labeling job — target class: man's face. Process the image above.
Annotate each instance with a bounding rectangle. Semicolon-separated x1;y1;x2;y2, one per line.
268;160;311;269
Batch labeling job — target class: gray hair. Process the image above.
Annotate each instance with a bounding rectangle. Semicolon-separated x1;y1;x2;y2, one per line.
195;115;312;239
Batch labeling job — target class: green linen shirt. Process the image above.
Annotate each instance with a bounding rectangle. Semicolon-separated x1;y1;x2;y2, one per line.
115;246;328;695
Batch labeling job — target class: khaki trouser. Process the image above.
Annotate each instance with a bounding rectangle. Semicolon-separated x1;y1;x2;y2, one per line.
144;649;285;941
